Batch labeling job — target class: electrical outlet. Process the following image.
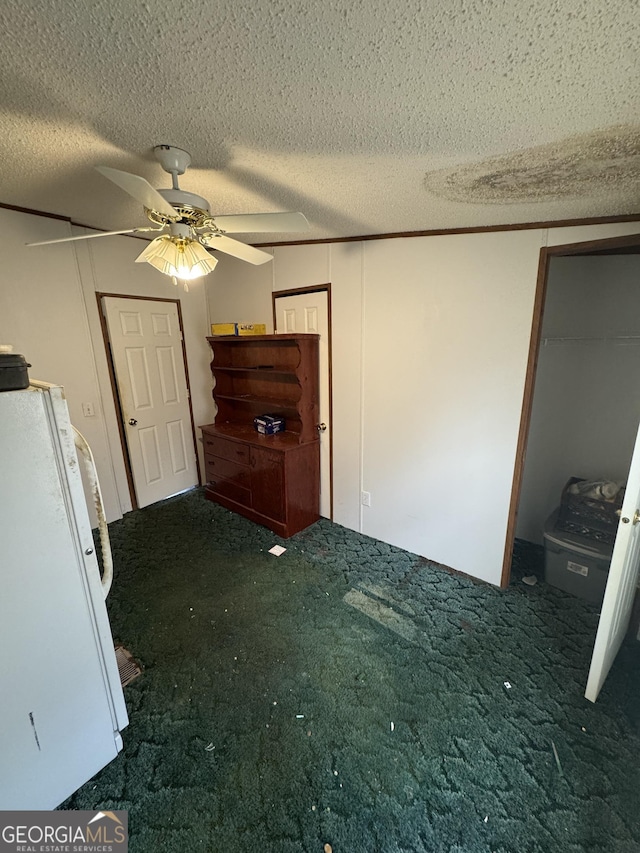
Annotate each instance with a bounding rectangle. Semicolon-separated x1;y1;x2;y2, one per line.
82;402;95;417
361;491;371;507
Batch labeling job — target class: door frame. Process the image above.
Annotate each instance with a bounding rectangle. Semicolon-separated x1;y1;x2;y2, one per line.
96;292;201;511
272;283;334;519
501;233;640;588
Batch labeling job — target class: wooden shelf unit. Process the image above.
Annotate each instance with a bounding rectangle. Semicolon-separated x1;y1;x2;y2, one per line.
200;333;320;538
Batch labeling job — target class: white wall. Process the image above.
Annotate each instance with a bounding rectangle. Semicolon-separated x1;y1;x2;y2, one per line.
325;242;365;531
361;231;543;579
516;255;640;543
0;209;215;523
207;221;640;585
207;251;275;333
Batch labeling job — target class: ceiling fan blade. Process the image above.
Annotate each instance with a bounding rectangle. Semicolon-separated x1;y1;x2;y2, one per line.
96;166;178;219
204;234;273;265
207;211;310;234
27;228;142;247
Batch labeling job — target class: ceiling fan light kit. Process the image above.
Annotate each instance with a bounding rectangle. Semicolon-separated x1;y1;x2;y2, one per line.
27;145;310;287
135;232;218;290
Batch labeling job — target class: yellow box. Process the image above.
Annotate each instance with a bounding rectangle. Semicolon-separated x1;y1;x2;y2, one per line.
210;323;237;336
237;324;266;336
211;323;267;336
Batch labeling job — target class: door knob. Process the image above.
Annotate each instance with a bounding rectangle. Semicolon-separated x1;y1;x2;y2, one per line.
317;423;327;432
128;418;138;426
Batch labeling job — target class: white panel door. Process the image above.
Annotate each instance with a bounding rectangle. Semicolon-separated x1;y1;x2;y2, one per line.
275;290;331;517
585;419;640;702
103;297;197;508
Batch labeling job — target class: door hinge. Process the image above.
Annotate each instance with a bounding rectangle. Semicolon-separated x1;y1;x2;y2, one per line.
186;388;190;399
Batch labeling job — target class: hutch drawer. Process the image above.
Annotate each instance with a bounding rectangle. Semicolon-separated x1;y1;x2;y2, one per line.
202;433;250;464
204;454;251;490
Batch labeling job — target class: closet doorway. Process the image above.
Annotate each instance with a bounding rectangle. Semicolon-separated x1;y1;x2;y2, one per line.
503;232;640;701
515;248;640;548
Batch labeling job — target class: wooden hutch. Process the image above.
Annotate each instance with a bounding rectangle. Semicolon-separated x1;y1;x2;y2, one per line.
200;333;320;537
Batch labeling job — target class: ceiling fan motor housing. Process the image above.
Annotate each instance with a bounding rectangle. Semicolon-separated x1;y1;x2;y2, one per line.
156;188;211;213
146;188;212;229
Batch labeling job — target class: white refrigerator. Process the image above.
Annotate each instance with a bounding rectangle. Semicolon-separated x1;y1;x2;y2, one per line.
0;382;128;809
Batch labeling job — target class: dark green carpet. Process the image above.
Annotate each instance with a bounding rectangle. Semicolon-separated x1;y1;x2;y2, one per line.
64;490;640;852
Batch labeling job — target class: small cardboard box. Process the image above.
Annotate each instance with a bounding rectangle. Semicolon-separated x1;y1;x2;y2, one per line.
254;414;285;435
210;323;267;336
238;323;266;336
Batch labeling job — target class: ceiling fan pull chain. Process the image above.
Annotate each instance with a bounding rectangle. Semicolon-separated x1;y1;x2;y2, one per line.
169;274;189;292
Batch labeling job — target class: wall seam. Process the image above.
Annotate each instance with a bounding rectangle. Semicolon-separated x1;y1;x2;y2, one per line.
71;230;128;518
359;240;366;534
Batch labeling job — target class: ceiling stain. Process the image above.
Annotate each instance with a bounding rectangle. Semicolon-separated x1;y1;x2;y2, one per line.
424;125;640;205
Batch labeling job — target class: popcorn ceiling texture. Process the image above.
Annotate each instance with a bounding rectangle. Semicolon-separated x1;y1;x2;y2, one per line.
0;0;637;239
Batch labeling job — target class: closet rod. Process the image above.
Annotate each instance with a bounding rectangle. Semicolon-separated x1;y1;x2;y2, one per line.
542;335;640;345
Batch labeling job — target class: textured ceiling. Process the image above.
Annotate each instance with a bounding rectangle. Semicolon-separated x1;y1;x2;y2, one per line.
0;0;638;242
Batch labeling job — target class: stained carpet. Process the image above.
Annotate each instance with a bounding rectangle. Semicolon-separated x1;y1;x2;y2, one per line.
64;490;640;852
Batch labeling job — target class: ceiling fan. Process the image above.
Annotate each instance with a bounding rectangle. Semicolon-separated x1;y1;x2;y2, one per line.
27;145;310;288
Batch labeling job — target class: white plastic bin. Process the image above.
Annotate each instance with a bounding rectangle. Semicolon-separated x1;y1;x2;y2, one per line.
543;508;613;604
